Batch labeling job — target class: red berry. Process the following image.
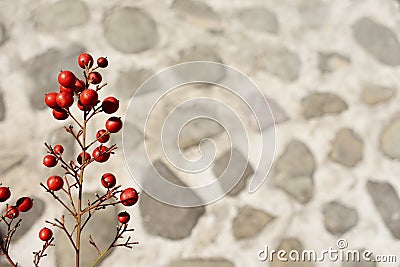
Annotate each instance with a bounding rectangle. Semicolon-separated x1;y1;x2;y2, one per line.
118;211;130;224
96;129;110;143
0;187;11;202
46;175;64;191
77;100;91;111
43;155;57;167
97;57;108;68
80;89;98;107
78;53;93;69
120;188;139;206
74;79;85;93
16;197;33;212
59;85;74;95
101;173;116;188
52;107;69;120
105;117;123;133
92;146;110;163
88;72;102;84
77;152;91;165
44;92;58;108
102;97;119;114
58;70;76;88
39;227;53;241
53;144;64;155
5;206;19;219
56;92;74;108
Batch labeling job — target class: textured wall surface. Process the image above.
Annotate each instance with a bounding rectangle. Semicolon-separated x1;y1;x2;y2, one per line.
0;0;400;266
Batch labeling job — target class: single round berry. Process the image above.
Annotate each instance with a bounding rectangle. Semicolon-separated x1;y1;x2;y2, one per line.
77;100;91;111
88;72;102;84
58;70;76;88
105;117;123;133
44;92;58;109
80;89;98;107
118;211;130;224
74;79;85;93
56;92;74;108
78;53;93;69
102;97;119;114
92;146;110;163
96;129;110;143
5;206;19;219
53;144;64;155
101;173;116;188
52;107;69;120
59;85;74;95
0;187;11;202
39;227;53;241
43;155;57;167
97;57;108;68
77;152;91;165
16;197;33;212
120;188;139;206
46;175;64;191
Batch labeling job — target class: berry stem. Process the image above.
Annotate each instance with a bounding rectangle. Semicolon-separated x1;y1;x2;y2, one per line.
1;243;17;267
0;216;21;267
40;183;76;216
75;118;87;267
33;237;55;267
90;224;137;267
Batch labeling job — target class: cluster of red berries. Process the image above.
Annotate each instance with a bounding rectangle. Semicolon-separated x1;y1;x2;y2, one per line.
42;52;139;230
0;186;33;219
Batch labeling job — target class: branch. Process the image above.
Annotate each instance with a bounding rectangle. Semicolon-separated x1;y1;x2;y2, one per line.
40;183;77;217
66;110;83;129
63;126;85;150
46;216;77;252
33;237;55;267
0;216;21;267
88;235;101;257
90;224;138;267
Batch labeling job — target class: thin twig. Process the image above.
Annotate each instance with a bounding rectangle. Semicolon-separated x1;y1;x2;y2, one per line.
33;237;55;267
40;183;76;217
88;235;101;257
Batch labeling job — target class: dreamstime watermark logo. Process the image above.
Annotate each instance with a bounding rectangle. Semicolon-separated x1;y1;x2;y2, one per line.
257;239;397;264
123;62;275;207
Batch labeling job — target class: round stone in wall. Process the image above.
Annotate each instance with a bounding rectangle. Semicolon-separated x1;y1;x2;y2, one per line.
323;201;358;236
353;17;400;66
380;116;400;159
301;92;348;119
329;128;363;167
261;46;301;82
105;7;159;54
236;7;279;34
34;0;89;31
273;140;315;204
318;52;350;73
360;84;396;106
139;160;205;240
367;181;400;239
232;206;274;240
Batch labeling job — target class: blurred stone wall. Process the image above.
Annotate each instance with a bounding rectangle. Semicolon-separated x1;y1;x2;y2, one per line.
0;0;400;266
